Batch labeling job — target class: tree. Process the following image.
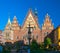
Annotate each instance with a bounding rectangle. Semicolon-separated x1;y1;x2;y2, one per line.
5;42;12;50
30;39;40;50
30;39;45;53
40;43;44;49
14;41;21;50
44;37;52;49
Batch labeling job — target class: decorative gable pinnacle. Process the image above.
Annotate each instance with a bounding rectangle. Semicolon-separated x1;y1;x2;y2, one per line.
14;16;17;20
45;13;50;22
45;13;50;18
7;17;11;25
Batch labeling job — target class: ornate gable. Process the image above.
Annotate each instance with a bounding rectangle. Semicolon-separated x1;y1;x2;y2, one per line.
22;9;40;30
41;13;54;42
3;18;14;42
11;16;20;31
42;13;54;30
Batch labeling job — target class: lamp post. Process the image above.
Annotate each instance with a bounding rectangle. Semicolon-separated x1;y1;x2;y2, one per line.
27;23;33;53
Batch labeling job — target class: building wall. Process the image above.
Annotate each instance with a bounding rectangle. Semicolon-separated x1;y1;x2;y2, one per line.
0;31;4;43
3;9;54;44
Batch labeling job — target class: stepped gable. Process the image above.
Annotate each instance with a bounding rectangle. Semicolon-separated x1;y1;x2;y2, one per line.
11;16;21;42
11;16;20;31
42;13;54;30
42;13;54;42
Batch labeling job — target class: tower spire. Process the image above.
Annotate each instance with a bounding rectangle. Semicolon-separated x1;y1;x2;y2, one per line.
46;13;48;16
14;16;17;20
12;16;20;30
34;8;38;16
45;13;50;18
12;16;18;23
8;17;11;25
45;13;50;22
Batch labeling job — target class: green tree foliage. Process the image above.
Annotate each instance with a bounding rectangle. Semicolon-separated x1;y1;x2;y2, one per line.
30;39;45;53
14;41;21;50
40;43;44;49
5;42;12;50
30;39;40;50
44;37;52;48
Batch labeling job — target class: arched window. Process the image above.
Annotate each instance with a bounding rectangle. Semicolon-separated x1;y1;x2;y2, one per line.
46;27;49;30
47;32;48;35
23;36;25;39
36;35;38;39
6;33;10;40
32;35;34;39
26;42;29;45
44;32;48;36
34;26;36;30
16;36;19;39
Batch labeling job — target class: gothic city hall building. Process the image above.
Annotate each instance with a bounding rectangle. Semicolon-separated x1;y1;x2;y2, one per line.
3;9;54;44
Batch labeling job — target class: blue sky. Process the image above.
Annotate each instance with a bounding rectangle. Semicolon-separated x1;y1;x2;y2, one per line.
0;0;60;30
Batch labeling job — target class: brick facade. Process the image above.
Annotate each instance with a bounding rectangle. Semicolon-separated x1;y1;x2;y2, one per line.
3;9;54;44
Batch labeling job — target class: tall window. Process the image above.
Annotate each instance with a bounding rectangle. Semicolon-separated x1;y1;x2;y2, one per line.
36;35;38;39
45;32;49;36
23;36;24;39
46;27;49;30
34;26;36;30
32;35;34;39
23;36;26;40
6;33;10;40
26;41;29;45
44;32;48;36
16;36;19;39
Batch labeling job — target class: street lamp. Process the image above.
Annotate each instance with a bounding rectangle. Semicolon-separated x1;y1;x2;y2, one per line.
27;23;33;53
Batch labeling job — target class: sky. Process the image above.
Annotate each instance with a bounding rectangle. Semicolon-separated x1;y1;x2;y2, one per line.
0;0;60;30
